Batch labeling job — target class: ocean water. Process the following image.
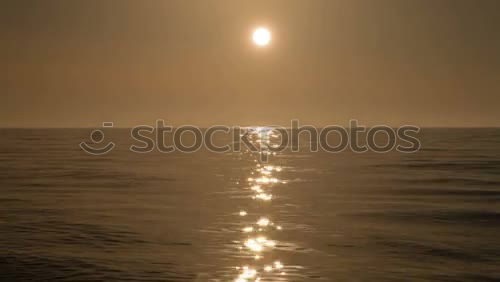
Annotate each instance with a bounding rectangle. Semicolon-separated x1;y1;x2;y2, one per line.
0;128;499;281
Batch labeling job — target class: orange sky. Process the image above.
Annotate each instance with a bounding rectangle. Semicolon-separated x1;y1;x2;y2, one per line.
2;0;500;127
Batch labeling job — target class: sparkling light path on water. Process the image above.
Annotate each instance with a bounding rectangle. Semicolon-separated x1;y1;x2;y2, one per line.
233;127;289;282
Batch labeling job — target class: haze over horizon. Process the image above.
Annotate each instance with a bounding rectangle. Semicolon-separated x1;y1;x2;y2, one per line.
2;0;500;128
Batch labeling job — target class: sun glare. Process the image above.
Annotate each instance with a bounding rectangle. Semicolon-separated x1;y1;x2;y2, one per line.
252;27;271;46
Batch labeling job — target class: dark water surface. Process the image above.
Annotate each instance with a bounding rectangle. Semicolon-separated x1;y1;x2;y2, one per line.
1;128;499;281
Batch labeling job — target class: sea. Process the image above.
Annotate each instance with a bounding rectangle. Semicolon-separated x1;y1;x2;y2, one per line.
0;128;499;281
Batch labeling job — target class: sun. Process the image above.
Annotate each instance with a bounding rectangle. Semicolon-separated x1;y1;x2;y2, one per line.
252;27;271;46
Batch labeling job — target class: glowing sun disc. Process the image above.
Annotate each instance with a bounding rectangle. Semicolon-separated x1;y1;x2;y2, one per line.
253;27;271;46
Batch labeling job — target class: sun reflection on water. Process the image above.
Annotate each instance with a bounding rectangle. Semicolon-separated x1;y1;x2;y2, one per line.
231;127;291;281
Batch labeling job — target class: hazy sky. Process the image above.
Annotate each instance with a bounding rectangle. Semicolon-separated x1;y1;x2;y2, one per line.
2;0;500;127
